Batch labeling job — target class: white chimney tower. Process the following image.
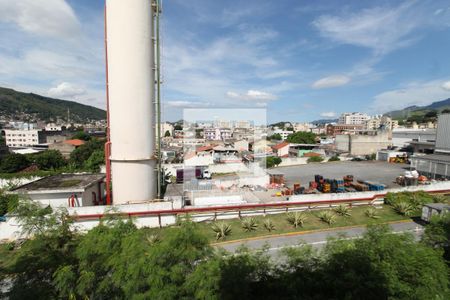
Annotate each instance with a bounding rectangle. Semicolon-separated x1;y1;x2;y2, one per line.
105;0;157;204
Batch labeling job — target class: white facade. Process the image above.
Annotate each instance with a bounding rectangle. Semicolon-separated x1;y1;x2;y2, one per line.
293;123;312;132
3;129;41;147
339;112;370;125
204;128;232;141
45;123;63;131
160;122;174;137
234;120;252;129
273;129;294;140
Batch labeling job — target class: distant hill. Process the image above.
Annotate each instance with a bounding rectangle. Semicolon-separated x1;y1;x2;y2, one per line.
0;87;106;122
311;118;338;125
385;98;450;120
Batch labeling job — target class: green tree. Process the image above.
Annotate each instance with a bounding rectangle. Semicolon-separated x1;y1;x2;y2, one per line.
307;156;323;163
69;139;104;168
174;124;182;130
83;149;105;172
322;225;449;299
422;213;450;261
442;108;450;114
268;133;282;140
264;156;282;168
0;153;30;173
3;199;78;299
71;131;91;141
164;130;171;137
31;150;66;170
286;131;316;144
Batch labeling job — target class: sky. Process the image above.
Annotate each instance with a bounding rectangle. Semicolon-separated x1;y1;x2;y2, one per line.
0;0;450;123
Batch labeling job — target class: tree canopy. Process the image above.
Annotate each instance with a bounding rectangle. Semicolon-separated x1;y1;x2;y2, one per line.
286;131;317;144
1;201;449;300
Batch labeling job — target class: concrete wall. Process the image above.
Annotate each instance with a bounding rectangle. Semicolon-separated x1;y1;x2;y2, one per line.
278;157;308;167
336;133;392;156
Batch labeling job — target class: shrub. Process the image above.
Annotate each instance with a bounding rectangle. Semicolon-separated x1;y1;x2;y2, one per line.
286;212;308;228
307;156;324;163
211;222;232;240
328;155;340;162
241;217;258;232
392;201;414;216
0;153;31;173
334;205;351;217
317;211;336;225
365;207;380;219
263;219;276;232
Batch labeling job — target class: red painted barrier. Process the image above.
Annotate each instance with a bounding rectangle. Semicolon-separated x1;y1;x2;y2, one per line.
71;188;450;221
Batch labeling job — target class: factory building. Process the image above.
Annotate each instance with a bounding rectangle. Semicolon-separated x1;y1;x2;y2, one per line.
410;114;450;179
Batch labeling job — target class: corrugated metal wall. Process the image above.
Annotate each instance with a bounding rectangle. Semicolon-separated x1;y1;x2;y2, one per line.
436;114;450;152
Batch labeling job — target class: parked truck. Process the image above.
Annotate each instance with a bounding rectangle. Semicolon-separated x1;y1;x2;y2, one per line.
176;167;210;183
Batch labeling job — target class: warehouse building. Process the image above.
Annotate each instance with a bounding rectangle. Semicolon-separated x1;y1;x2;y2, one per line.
11;174;106;208
410;114;450;179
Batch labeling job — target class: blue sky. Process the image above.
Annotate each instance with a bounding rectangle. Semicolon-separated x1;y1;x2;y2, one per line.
1;0;450;123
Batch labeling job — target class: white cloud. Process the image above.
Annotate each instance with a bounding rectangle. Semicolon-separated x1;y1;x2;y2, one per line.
47;82;86;99
320;112;337;118
312;75;351;89
0;0;80;38
442;81;450;91
312;2;419;55
371;79;450;113
226;90;278;101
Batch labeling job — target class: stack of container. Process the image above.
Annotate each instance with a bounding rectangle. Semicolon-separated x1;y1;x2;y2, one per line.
343;175;354;187
362;181;385;191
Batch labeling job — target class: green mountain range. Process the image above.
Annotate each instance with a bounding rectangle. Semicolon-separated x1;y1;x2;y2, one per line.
0;87;106;122
385;98;450;121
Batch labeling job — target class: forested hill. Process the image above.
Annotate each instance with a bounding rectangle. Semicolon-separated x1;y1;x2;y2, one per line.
385;98;450;120
0;87;106;122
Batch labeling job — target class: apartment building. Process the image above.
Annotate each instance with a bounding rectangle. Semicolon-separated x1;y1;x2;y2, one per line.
338;112;370;125
3;129;44;148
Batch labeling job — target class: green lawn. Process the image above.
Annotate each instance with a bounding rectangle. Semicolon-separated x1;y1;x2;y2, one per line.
144;205;418;243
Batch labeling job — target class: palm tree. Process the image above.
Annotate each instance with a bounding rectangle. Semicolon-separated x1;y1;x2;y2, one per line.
392;201;414;216
211;222;232;240
286;212;308;228
241;217;258;232
365;207;380;219
334;205;352;217
263;219;276;232
317;211;336;225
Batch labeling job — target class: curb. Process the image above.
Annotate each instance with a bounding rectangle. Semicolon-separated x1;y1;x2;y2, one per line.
210;219;413;246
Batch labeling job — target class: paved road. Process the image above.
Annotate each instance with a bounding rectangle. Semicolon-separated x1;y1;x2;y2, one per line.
276;161;409;188
216;221;423;258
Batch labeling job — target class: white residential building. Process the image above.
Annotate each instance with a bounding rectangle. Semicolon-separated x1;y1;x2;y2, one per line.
160;122;174;137
293;122;313;132
234;120;252;129
215;120;232;128
339;112;370;125
273;129;294;140
3;129;42;148
204;128;232;141
45;123;63;131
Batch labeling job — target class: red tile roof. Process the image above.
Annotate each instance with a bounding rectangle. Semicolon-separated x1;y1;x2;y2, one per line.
196;145;214;152
64;139;85;146
303;152;321;157
272;141;289;150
